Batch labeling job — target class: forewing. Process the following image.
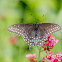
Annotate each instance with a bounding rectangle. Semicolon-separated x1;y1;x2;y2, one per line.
7;23;33;36
39;23;61;36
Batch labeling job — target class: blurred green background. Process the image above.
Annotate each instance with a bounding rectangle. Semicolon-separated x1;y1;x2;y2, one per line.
0;0;62;62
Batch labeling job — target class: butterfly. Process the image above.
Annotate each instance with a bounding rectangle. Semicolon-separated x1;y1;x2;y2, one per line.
7;22;62;50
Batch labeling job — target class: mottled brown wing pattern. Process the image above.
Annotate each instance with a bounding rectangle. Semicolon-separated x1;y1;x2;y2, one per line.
39;23;61;36
24;26;48;49
7;23;33;43
24;27;38;49
7;23;33;36
8;23;35;49
25;27;35;46
36;23;61;47
36;26;48;46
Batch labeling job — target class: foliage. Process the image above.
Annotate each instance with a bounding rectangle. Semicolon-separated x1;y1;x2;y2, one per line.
0;0;62;62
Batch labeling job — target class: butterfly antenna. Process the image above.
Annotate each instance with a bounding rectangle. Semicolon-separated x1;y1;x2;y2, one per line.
31;14;36;21
39;15;44;20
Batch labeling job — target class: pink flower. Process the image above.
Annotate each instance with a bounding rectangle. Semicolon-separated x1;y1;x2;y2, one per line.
60;56;62;59
26;54;38;62
48;57;58;62
53;58;58;62
26;54;36;58
46;51;53;60
45;51;47;53
56;52;62;58
46;52;62;62
49;51;53;56
60;56;62;61
9;36;18;44
42;36;59;51
42;57;46;62
50;36;55;40
53;40;59;45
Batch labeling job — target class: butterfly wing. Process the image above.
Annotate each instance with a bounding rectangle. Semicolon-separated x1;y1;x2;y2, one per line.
8;23;36;49
37;23;61;47
35;25;48;47
7;23;33;36
8;23;33;43
39;23;61;35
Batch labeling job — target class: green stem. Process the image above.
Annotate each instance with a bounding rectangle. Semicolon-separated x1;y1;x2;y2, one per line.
38;47;41;62
39;49;40;60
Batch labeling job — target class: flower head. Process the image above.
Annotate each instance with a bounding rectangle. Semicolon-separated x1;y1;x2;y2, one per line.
42;36;59;51
45;51;62;62
9;36;18;44
26;54;38;62
46;51;53;60
42;57;46;62
26;54;36;58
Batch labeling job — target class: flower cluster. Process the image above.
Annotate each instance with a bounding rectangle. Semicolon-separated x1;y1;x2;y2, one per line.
26;54;38;62
42;36;59;51
42;51;62;62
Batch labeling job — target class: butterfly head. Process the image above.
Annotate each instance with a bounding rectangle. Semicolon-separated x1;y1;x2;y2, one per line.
35;22;38;24
33;22;39;30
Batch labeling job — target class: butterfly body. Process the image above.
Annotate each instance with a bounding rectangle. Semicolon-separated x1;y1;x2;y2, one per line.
8;22;61;50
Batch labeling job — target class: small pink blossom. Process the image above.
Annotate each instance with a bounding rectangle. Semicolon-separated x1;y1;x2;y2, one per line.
53;40;59;45
53;58;58;62
9;36;18;44
56;52;62;58
42;57;46;62
26;54;36;58
49;51;53;56
60;56;62;59
45;51;47;53
50;36;55;40
26;54;38;62
60;56;62;61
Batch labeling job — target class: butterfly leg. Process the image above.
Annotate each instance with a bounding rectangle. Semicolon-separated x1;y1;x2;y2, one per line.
40;43;42;50
29;40;31;50
29;45;31;50
34;43;35;46
29;42;34;50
